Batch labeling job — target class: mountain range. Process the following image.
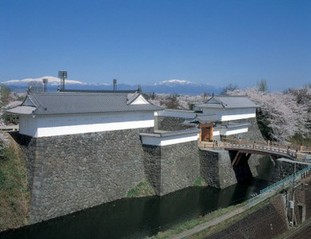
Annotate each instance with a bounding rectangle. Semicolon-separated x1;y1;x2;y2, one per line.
1;77;223;95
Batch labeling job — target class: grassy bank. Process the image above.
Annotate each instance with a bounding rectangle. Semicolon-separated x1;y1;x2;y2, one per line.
187;199;271;239
127;180;155;198
148;202;245;239
149;197;271;239
0;136;29;231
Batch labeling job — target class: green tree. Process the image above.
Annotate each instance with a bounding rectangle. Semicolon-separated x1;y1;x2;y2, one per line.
2;112;19;125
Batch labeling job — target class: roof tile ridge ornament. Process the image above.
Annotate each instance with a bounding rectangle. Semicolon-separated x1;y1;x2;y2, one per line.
206;95;226;108
203;94;212;104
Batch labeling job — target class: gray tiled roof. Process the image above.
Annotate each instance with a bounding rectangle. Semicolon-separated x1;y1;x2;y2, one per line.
7;106;36;115
8;91;162;115
197;96;258;109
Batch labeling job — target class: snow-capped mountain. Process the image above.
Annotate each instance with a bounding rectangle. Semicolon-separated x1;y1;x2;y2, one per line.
144;79;222;95
1;76;111;92
154;79;194;86
3;76;86;86
1;77;223;95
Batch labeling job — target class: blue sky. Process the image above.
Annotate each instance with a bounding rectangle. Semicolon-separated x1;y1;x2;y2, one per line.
1;0;310;90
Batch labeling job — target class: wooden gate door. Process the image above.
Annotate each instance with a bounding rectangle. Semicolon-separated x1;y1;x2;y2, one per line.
200;123;213;142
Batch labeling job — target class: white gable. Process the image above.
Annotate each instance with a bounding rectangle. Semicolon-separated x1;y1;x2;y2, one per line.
207;98;221;105
130;95;150;105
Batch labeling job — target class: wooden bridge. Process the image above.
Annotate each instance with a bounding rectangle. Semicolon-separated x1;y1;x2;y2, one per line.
199;140;311;166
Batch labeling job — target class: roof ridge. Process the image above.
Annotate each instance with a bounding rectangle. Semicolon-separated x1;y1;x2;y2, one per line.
206;96;226;108
12;91;163;115
60;89;137;94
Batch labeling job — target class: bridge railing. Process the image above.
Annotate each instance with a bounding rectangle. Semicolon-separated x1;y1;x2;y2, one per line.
199;139;305;158
300;145;311;154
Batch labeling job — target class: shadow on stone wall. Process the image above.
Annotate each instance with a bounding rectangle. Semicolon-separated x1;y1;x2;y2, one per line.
200;149;237;189
143;141;200;196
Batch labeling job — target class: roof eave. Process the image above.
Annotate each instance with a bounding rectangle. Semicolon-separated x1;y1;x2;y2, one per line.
29;107;163;116
6;106;36;115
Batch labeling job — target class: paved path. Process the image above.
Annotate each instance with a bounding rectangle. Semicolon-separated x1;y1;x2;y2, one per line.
171;206;247;239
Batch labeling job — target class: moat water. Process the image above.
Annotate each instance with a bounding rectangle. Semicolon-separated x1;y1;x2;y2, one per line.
0;178;270;239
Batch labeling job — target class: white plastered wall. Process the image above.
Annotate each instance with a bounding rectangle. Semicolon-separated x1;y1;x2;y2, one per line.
19;111;155;138
141;132;199;146
201;108;256;122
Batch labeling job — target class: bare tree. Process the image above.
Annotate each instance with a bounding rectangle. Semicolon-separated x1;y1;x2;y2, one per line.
221;84;239;95
257;79;268;92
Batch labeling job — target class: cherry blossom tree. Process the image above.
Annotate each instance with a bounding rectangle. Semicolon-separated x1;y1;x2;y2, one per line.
227;88;310;143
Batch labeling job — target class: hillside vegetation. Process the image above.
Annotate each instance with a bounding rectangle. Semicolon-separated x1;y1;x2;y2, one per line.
0;134;29;231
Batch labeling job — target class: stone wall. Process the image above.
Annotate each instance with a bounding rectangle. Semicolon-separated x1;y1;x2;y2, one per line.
268;160;306;183
200;149;237;189
7;115;271;224
143;141;200;195
155;116;191;131
12;129;203;224
143;145;162;195
160;141;200;195
292;175;311;224
225;118;265;142
14;129;148;223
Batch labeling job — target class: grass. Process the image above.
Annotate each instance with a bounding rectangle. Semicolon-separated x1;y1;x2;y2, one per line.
188;199;271;239
0;137;30;231
148;203;246;239
127;180;155;198
193;176;207;187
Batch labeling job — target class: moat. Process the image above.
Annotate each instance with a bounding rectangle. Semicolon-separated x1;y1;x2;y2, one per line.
1;178;270;239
